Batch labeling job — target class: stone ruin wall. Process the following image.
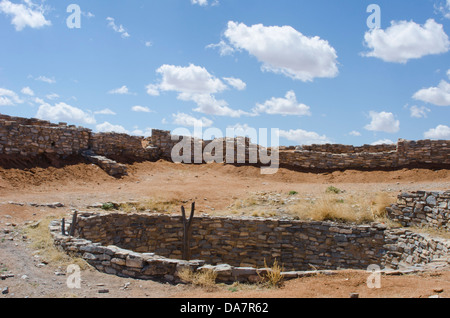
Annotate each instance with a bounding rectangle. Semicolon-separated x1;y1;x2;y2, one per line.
387;191;450;231
1;114;449;172
50;211;450;283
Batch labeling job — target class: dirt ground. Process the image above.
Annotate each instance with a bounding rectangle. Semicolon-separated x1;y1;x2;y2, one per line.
0;160;449;299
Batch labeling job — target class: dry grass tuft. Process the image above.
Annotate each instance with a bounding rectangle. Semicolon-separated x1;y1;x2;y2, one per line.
258;259;284;288
288;192;397;224
177;267;218;290
24;216;88;269
119;198;183;214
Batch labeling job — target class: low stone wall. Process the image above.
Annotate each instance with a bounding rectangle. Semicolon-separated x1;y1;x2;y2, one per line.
386;191;450;231
384;228;450;269
72;212;388;271
50;211;450;283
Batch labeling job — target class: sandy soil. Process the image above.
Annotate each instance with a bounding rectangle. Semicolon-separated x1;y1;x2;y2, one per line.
0;160;449;299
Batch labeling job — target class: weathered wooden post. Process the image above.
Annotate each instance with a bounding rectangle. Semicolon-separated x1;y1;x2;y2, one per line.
61;218;66;236
69;210;78;236
181;202;195;261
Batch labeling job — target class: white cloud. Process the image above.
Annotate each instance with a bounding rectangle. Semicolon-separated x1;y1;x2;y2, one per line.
371;139;395;146
413;80;450;106
145;84;160;96
131;127;153;137
253;90;311;116
178;92;247;118
145;41;152;47
223;21;339;82
156;64;227;95
132;105;152;113
94;108;116;115
447;69;450;79
108;85;131;95
21;86;34;96
364;111;400;133
349;131;362;137
191;0;218;6
424;124;450;139
46;93;59;100
363;19;450;63
410;105;431;118
278;129;330;145
172;112;213;128
0;0;51;31
222;77;246;91
149;64;248;117
106;17;130;38
96;122;129;134
436;0;450;19
0;87;23;106
36;102;96;125
206;40;235;56
35;75;55;84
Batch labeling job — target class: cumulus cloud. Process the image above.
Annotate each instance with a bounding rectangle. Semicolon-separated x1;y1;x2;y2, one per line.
278;129;330;145
424;124;450;139
436;0;450;19
206;40;235;56
106;17;130;38
36;102;96;125
21;86;34;96
172;112;213;128
156;64;227;95
253;90;311;116
364;111;400;133
96;122;129;134
131;105;152;113
371;139;395;146
410;105;431;118
35;75;55;84
222;21;339;82
349;131;362;137
0;87;23;106
108;85;131;95
94;108;116;115
413;80;450;106
147;64;248;117
46;93;59;100
363;19;450;63
191;0;218;6
178;92;247;118
0;0;51;31
222;77;246;91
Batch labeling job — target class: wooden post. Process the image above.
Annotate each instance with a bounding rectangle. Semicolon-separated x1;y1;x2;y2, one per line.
181;202;195;261
69;211;78;236
61;218;66;236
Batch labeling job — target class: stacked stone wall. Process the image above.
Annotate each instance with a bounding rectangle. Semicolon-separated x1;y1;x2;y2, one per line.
387;191;450;231
50;212;450;283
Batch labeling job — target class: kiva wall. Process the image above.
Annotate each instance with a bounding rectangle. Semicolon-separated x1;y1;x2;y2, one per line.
73;212;387;271
50;212;450;283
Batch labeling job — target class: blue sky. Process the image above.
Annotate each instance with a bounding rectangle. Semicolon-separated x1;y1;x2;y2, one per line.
0;0;449;146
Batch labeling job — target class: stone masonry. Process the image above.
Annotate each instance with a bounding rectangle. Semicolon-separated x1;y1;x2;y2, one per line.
387;191;450;231
50;211;450;283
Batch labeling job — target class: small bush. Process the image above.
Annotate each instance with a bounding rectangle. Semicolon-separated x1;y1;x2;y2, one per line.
326;186;342;194
101;202;115;211
288;191;298;196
